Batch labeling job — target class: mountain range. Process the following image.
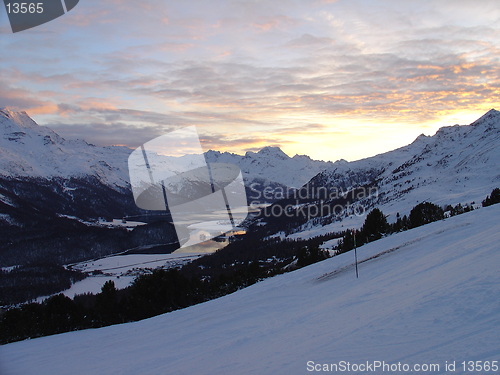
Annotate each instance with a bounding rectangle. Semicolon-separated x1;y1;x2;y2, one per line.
250;109;499;240
0;108;498;268
0;108;332;199
312;108;500;214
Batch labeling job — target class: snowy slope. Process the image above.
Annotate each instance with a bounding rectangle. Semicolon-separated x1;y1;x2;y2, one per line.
2;205;498;375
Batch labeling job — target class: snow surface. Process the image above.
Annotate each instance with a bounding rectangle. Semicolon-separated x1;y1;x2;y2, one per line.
33;254;203;303
2;205;499;375
71;253;203;276
36;276;136;302
33;253;206;302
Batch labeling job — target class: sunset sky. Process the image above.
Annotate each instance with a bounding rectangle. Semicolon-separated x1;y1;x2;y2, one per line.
0;0;499;161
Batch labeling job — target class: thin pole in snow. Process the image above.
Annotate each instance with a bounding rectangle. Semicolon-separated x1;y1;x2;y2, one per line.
353;229;359;278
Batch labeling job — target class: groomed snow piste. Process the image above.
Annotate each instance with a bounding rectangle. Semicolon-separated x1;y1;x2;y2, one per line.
1;205;499;375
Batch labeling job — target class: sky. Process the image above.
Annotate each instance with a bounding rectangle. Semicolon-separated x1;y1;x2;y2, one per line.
0;0;499;161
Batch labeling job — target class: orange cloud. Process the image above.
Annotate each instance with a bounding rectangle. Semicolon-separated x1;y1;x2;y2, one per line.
26;104;59;115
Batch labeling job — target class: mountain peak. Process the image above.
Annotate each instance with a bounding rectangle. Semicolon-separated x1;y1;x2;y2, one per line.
0;108;39;130
0;107;19;118
292;153;312;160
256;146;289;159
470;108;499;128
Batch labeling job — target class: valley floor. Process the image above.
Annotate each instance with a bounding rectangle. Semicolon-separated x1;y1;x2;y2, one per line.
1;205;499;375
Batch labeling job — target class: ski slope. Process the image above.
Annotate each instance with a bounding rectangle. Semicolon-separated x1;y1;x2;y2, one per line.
1;205;499;375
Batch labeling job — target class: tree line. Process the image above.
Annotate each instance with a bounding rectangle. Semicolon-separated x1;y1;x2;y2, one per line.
336;187;498;254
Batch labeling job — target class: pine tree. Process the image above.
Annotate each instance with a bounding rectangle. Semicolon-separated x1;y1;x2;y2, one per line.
95;280;119;324
482;188;500;207
409;202;444;228
361;208;389;241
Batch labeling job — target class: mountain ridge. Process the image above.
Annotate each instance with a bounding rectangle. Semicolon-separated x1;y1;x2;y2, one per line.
0;108;335;192
247;109;499;239
1;107;498;231
2;107;497;190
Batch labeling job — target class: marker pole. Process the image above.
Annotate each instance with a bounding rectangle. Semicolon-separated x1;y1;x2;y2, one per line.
354;230;359;278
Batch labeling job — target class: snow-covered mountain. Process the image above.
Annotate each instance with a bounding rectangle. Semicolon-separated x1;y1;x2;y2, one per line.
0;109;139;231
254;109;500;238
2;107;498;213
0;108;325;227
0;109;131;189
0;108;335;208
1;107;498;262
2;204;498;375
205;146;334;189
314;108;500;215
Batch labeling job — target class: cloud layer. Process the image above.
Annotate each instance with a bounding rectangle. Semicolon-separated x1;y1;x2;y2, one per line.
1;0;498;161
